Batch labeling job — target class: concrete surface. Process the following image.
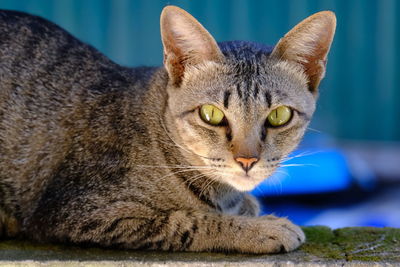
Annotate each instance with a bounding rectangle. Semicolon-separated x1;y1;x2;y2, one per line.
0;226;399;266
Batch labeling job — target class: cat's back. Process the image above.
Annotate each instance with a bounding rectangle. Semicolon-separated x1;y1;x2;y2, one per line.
0;9;79;68
0;9;115;149
0;9;156;106
0;9;56;36
0;9;116;87
0;10;162;216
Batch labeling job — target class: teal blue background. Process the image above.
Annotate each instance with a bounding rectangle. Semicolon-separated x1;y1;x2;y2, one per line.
0;0;399;141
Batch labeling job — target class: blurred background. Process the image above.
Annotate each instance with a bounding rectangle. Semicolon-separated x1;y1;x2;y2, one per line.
0;0;399;228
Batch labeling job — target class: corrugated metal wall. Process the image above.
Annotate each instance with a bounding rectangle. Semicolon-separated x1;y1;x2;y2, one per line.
0;0;399;141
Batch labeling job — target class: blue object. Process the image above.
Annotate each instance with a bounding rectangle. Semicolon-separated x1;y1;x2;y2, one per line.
252;149;352;197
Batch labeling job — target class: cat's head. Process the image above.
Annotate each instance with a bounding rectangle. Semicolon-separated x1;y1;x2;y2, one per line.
160;6;336;191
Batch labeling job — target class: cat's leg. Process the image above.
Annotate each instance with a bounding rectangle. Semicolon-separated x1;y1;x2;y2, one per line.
0;210;4;238
237;193;260;217
0;209;19;238
27;203;304;253
149;210;305;253
217;191;260;217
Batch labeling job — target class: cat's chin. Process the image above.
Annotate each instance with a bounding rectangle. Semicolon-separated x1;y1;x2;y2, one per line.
220;173;264;192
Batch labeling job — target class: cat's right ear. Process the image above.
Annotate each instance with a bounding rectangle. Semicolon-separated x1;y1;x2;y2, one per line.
271;11;336;94
160;6;223;87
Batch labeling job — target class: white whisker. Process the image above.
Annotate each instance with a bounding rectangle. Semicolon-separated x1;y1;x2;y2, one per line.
279;163;318;168
200;175;217;198
154;169;200;182
136;164;216;170
158;115;215;160
186;173;208;188
280;150;320;163
307;127;323;133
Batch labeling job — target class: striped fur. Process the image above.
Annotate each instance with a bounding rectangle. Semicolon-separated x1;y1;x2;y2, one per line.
0;6;335;253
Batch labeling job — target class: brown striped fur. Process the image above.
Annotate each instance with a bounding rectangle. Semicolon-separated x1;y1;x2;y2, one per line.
0;6;335;253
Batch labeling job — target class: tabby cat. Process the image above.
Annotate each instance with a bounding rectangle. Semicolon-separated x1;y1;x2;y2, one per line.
0;6;336;253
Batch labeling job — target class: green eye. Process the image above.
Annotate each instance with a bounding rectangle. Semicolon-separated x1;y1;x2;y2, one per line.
267;106;292;127
200;104;225;125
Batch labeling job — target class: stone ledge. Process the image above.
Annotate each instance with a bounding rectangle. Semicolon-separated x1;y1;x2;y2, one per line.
0;226;399;266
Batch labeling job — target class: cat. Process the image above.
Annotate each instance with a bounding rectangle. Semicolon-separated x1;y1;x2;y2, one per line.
0;6;336;253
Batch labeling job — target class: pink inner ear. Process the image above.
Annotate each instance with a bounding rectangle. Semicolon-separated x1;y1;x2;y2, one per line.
162;30;187;86
272;11;336;93
160;6;222;87
302;23;335;92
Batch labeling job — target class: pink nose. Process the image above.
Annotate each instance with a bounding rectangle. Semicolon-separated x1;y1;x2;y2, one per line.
235;157;258;172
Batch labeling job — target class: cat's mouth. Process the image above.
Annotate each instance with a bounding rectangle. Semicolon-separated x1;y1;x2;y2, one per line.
215;170;269;192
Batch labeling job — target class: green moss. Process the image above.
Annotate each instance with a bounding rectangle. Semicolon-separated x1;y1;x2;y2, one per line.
1;227;399;263
300;226;400;262
302;226;335;243
300;226;343;259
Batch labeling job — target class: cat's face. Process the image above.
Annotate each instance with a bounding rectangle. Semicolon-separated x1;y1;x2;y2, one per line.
167;58;314;191
161;6;336;191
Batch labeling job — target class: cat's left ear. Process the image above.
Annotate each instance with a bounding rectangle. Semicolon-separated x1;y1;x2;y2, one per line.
271;11;336;94
160;6;223;86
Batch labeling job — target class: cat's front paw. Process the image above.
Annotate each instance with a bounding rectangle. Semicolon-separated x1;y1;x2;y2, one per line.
239;215;305;254
260;215;305;253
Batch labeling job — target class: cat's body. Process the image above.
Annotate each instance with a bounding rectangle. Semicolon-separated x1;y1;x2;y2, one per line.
0;7;335;253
